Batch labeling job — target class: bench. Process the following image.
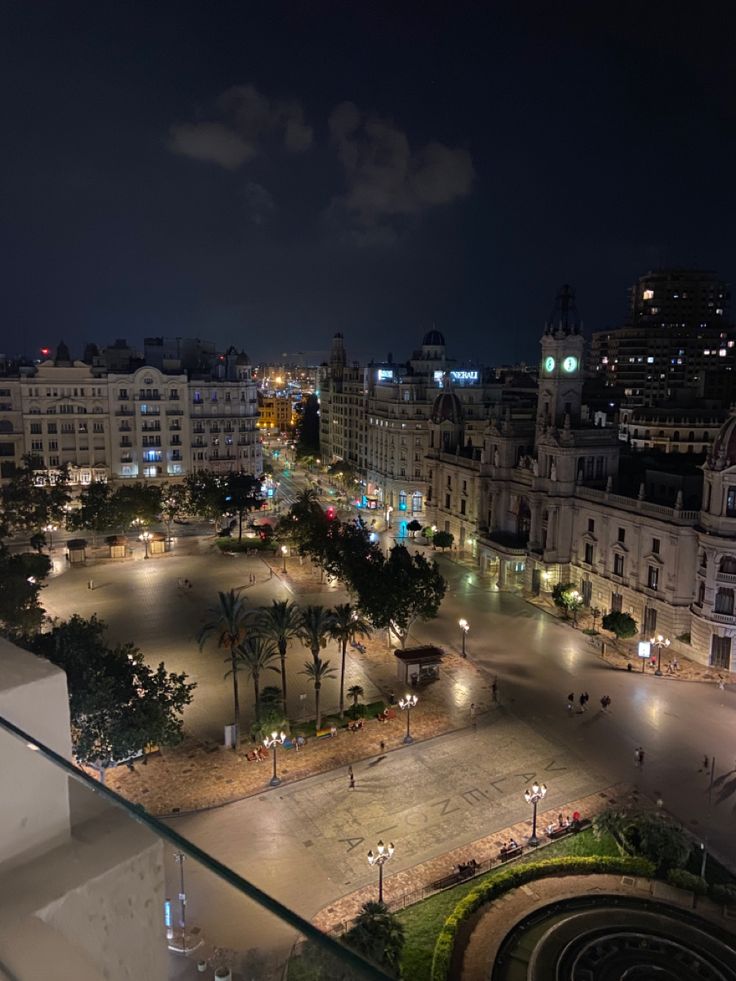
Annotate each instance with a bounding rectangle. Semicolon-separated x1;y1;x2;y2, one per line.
316;728;336;740
377;708;397;723
498;846;523;861
547;818;590;840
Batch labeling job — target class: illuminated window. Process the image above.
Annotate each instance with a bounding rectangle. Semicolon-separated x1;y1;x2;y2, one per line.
643;289;654;300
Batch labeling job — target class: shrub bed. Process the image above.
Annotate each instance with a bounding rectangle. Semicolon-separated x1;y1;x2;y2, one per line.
290;701;385;738
667;868;708;894
215;538;277;553
430;854;655;981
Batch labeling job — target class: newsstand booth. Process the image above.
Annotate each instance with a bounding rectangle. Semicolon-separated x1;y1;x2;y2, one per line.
394;646;444;688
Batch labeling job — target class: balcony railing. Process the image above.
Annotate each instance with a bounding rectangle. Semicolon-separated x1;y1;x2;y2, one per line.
0;714;383;981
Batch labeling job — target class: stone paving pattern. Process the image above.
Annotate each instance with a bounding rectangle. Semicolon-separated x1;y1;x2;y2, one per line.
312;782;636;933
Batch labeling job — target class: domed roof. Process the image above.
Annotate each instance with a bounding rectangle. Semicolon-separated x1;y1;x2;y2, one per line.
235;350;250;365
709;409;736;469
423;329;445;347
431;391;463;425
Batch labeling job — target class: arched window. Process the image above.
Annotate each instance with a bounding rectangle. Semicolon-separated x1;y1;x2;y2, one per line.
673;431;680;441
715;588;734;615
411;491;422;513
688;431;695;441
398;490;407;511
720;556;736;575
698;581;705;605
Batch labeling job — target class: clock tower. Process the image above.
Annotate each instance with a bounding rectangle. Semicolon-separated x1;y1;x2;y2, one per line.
537;284;585;432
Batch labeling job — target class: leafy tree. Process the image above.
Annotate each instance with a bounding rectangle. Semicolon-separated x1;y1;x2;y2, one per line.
258;600;301;710
297;604;336;665
300;656;336;730
552;582;584;624
233;635;280;724
0;548;52;634
111;483;162;531
222;471;263;542
602;610;638;640
29;531;47;553
432;530;453;551
197;589;254;748
330;603;372;719
594;808;690;875
67;480;116;542
347;683;364;719
28;615;195;780
344;901;405;975
357;545;447;648
160;484;189;539
407;519;422;538
1;455;71;533
185;470;227;524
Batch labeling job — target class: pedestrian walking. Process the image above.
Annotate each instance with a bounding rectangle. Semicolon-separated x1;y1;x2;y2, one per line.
470;703;477;730
491;678;498;703
349;773;355;789
634;748;640;766
578;693;586;713
379;740;385;754
600;695;607;711
348;765;353;779
717;675;726;691
703;755;709;771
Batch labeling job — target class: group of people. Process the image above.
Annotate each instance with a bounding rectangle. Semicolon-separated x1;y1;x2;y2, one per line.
500;838;520;855
567;691;612;713
455;859;479;879
546;810;581;835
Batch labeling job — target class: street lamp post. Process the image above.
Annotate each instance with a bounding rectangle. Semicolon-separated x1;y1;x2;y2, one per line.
459;618;469;657
44;523;57;549
523;782;547;846
174;850;187;932
367;840;395;904
139;530;152;559
263;730;286;786
399;693;418;744
650;633;671;676
570;590;582;627
281;544;288;573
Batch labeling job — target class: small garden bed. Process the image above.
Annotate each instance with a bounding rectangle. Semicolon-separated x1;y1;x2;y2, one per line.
290;700;386;738
215;538;277;553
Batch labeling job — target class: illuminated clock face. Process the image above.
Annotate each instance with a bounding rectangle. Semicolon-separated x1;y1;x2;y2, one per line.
563;356;578;373
544;356;556;373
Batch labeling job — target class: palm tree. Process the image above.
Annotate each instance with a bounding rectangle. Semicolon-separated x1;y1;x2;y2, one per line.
234;635;281;724
329;603;372;718
347;684;364;719
258;600;301;712
345;901;405;974
300;657;337;730
297;605;336;665
197;589;252;748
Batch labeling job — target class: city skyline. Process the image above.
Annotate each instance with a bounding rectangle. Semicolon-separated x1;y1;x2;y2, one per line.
4;3;736;364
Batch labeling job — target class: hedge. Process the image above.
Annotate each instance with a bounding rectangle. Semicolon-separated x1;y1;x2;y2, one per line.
430;854;655;981
667;868;708;895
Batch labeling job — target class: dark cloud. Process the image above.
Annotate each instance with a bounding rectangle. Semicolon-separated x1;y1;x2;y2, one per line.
328;101;475;238
169;84;313;169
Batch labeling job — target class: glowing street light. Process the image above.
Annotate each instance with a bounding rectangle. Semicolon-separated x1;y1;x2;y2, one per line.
399;693;418;744
44;523;58;549
650;633;671;676
263;730;286;786
459;618;469;657
367;839;395;903
139;530;152;559
281;544;288;573
524;782;547;846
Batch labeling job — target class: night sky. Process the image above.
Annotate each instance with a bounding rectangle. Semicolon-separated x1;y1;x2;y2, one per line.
3;1;736;365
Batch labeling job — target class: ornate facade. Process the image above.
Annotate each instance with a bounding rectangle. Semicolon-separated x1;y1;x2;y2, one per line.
427;287;736;669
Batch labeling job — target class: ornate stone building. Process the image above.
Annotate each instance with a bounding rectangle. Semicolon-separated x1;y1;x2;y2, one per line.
427;287;736;669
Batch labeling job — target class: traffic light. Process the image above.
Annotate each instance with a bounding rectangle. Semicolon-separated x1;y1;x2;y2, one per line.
326;507;336;520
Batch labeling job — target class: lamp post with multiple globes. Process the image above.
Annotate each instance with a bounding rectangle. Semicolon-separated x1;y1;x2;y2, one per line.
139;530;152;559
263;730;286;786
399;693;418;744
650;633;671;676
524;782;548;846
367;840;395;903
459;618;469;657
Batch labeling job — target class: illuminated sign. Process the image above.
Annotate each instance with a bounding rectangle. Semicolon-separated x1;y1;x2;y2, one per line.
433;370;445;382
638;641;651;659
450;370;479;382
377;369;394;381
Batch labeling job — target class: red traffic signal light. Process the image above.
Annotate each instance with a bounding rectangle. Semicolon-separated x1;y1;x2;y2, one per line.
326;507;336;520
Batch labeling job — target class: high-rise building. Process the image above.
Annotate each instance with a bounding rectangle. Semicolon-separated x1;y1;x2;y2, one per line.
318;333;368;471
591;269;735;405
